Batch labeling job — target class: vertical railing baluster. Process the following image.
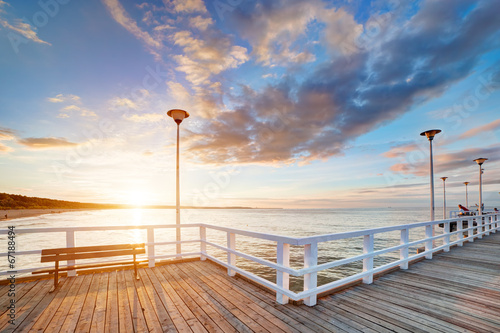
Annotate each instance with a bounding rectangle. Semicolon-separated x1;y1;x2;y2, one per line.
200;226;207;261
444;222;450;252
147;227;155;267
400;229;409;269
486;216;491;236
478;215;483;239
363;234;374;283
304;242;318;306
66;230;76;277
276;241;290;304
468;217;474;242
227;232;236;276
457;218;463;246
425;224;433;259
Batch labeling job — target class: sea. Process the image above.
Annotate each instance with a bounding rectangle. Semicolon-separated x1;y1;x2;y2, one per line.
1;207;459;291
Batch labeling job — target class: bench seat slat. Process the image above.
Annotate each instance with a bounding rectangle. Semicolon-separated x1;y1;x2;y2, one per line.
41;248;145;262
33;259;149;274
41;243;145;255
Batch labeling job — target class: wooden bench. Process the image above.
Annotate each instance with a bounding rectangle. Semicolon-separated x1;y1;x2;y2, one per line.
33;243;146;291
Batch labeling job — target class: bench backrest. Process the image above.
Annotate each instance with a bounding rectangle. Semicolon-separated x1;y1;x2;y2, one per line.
41;243;146;263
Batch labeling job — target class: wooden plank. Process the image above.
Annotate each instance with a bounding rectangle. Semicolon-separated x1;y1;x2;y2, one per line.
42;249;144;262
197;261;356;333
0;279;51;331
178;263;271;333
143;267;200;332
116;270;134;333
125;269;163;332
0;281;36;316
355;284;500;332
58;274;93;333
105;270;119;332
5;279;57;332
74;274;100;332
28;277;75;331
33;259;148;274
167;264;253;333
162;264;240;333
42;243;145;255
136;269;180;332
90;272;109;333
45;275;85;332
122;269;149;333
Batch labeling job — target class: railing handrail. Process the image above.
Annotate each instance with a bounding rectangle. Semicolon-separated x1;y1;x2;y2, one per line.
2;213;499;306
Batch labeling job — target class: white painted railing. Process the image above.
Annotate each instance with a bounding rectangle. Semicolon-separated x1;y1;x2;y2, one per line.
1;213;499;306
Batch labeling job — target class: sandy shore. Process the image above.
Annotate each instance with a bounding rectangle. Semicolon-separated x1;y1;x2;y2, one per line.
0;209;96;221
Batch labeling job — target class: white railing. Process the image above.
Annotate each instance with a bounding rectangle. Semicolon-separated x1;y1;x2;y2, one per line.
449;209;496;218
1;213;499;306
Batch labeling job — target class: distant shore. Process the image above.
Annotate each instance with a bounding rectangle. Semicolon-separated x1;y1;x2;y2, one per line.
0;209;97;222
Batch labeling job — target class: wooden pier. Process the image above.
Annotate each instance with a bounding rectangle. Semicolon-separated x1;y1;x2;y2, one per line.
2;232;500;332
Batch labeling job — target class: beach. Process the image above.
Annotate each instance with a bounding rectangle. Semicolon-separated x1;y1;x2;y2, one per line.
0;209;95;221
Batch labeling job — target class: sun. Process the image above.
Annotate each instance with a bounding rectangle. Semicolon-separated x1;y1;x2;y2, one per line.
127;191;149;207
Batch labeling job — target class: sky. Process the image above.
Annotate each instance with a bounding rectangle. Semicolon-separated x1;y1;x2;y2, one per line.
0;0;499;210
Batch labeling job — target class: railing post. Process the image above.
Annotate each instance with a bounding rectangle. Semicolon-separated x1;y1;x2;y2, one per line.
303;242;318;306
363;234;374;283
276;241;290;304
457;218;464;246
478;216;483;239
227;232;236;276
468;217;474;242
200;226;206;261
425;224;433;259
400;229;409;269
443;222;450;252
147;227;155;268
486;216;491;236
66;230;76;277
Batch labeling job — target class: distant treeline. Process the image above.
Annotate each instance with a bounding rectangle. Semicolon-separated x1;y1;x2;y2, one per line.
0;193;255;210
0;193;127;210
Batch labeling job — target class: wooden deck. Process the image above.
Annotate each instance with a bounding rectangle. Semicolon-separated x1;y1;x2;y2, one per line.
2;232;500;332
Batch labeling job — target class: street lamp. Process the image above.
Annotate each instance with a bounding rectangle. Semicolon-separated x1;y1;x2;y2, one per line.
473;158;487;216
464;182;469;208
441;177;447;219
420;129;441;221
167;109;190;256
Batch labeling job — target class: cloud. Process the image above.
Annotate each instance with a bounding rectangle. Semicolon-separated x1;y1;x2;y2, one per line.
0;143;13;152
0;127;16;141
172;30;248;85
229;0;361;66
110;97;138;109
382;143;420;158
171;0;207;13
0;9;51;46
189;15;213;31
459;119;500;139
101;0;161;56
17;137;79;149
125;113;163;123
185;0;500;165
47;94;81;103
389;145;500;177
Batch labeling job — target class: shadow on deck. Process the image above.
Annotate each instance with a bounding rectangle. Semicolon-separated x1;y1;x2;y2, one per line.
2;232;500;332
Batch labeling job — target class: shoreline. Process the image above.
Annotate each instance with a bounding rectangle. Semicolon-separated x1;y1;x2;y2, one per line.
0;209;98;222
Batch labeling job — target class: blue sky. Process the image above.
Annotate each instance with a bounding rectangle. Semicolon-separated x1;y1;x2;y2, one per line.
0;0;499;209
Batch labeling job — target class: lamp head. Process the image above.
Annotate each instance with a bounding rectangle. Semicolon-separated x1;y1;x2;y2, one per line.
473;158;487;166
440;177;448;181
167;109;190;125
420;129;441;141
464;182;469;185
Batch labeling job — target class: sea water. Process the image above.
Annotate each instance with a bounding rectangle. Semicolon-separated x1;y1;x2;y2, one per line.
2;207;449;291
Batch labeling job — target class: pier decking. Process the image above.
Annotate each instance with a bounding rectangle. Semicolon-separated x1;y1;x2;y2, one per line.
2;232;500;332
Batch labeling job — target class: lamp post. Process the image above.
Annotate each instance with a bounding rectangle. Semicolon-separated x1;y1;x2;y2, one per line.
420;129;441;221
473;158;487;216
167;109;190;256
464;182;469;208
441;177;447;219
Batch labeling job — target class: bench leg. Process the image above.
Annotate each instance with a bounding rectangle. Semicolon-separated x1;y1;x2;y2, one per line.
134;254;139;280
50;261;59;293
